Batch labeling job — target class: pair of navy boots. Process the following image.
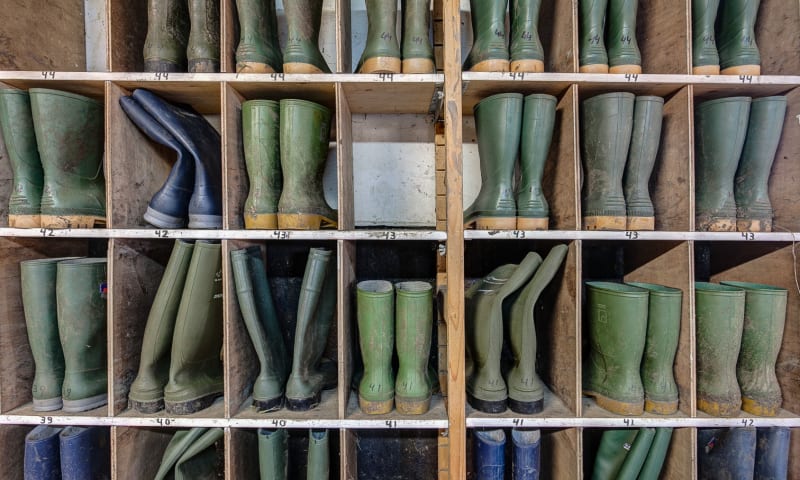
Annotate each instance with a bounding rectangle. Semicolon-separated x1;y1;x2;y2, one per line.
699;427;791;480
24;425;110;479
474;428;540;480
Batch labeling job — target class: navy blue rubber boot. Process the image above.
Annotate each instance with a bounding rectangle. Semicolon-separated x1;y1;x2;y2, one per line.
755;427;790;480
512;429;540;480
60;426;111;480
698;427;756;480
25;426;62;480
474;429;506;480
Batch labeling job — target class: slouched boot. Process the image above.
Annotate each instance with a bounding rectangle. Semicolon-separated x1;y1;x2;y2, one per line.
402;0;435;73
357;280;395;414
174;428;223;480
638;428;673;479
283;0;332;73
464;0;510;72
579;0;609;73
242;100;282;229
717;0;761;75
616;428;655;479
155;428;209;480
143;0;189;72
235;0;283;73
357;0;401;73
623;96;664;231
516;94;557;230
692;0;721;74
395;281;434;414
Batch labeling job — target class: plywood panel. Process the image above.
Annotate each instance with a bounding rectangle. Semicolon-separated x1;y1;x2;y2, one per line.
113;426;173;480
108;0;147;72
639;0;690;74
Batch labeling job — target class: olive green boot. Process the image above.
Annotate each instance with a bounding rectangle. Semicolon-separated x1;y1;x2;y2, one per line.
307;429;329;480
692;0;721;74
356;280;395;414
174;427;223;480
242;100;282;229
395;281;434;415
579;0;609;73
694;97;751;232
638;427;673;478
516;93;556;230
591;429;638;480
720;281;786;416
717;0;761;75
164;241;223;415
0;90;43;228
283;0;332;73
695;282;745;416
258;429;288;480
235;0;283;73
401;0;435;73
734;96;787;232
154;428;209;480
509;0;544;72
57;258;108;413
187;0;220;73
129;240;194;414
143;0;189;72
606;0;641;74
277;99;337;230
29;89;105;229
623;96;664;231
357;0;401;73
616;428;655;479
583;282;648;415
463;0;510;72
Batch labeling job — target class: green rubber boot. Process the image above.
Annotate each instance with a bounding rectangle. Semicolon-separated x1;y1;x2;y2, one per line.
694;97;751;232
187;0;220;73
307;429;329;480
154;428;209;480
143;0;189;72
258;429;288;480
164;241;224;415
717;0;761;75
581;92;635;231
129;240;194;414
734;96;787;232
516;93;557;230
277;99;337;230
401;0;435;73
579;0;609;73
356;280;395;414
606;0;641;74
591;429;638;480
235;0;283;73
623;96;664;231
357;0;401;73
510;0;544;72
464;93;523;230
720;281;786;416
242;100;282;229
692;0;721;74
616;428;655;479
29;88;105;229
283;0;332;73
57;258;108;413
583;282;648;415
174;427;223;480
0;90;43;228
695;282;745;416
638;427;673;478
463;0;510;72
395;281;434;415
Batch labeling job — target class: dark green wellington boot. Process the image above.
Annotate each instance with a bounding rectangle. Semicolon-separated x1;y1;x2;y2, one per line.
506;244;568;413
615;428;655;479
509;0;544;72
622;96;664;231
581;92;635;231
56;258;108;412
517;93;556;230
129;240;194;413
720;281;787;416
277;99;337;230
464;93;523;230
164;241;224;415
174;427;223;480
29;88;105;229
591;429;638;480
307;429;330;480
463;0;510;72
692;0;721;74
625;282;681;415
638;428;673;478
579;0;609;73
143;0;189;72
734;96;787;232
357;0;401;74
717;0;761;75
694;97;751;232
395;281;434;414
235;0;283;73
606;0;641;74
154;428;209;480
242;100;282;229
187;0;220;73
283;0;332;73
356;280;395;414
0;89;43;228
583;282;648;415
695;282;745;416
231;247;289;412
258;429;288;480
401;0;435;73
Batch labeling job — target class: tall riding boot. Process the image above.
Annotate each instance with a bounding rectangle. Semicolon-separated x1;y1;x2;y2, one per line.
357;280;395;414
692;0;721;74
464;0;510;72
187;0;220;72
717;0;761;75
606;0;641;73
154;428;209;480
474;429;506;480
591;429;638;480
401;0;435;73
143;0;189;72
616;428;655;479
283;0;332;73
174;428;223;480
510;0;544;72
755;427;790;479
357;0;401;73
698;428;756;480
579;0;609;73
511;429;540;480
638;428;673;479
516;93;557;230
307;429;330;480
235;0;283;73
242;100;282;229
24;426;62;479
59;426;110;480
623;96;664;231
258;429;288;480
395;281;434;414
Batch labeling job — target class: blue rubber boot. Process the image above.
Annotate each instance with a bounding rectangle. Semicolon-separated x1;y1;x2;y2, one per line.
698;427;756;480
474;429;506;480
755;427;790;480
512;429;540;480
24;426;62;480
59;426;110;480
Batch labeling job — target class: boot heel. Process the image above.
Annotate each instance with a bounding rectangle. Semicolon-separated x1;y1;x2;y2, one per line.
402;58;435;74
507;397;543;414
285;391;321;411
697;397;741;417
129;398;164;414
587;391;644;416
359;56;401;74
626;216;654;231
395;396;431;415
644;398;679;415
469;59;510;72
63;393;108;413
236;62;277;74
41;215;106;229
165;393;222;415
244;213;279;229
609;64;642;74
516;217;548;230
693;65;721;75
254;396;285;413
720;64;760;76
465;216;517;230
9;214;40;228
278;213;337;230
583;215;627;230
359;397;394;415
580;64;610;73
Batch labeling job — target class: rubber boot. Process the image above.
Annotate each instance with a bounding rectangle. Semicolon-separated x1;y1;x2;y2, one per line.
395;281;434;414
516;93;557;230
579;0;609;73
581;92;634;231
357;0;401;73
401;0;435;73
695;282;745;416
231;247;289;412
174;427;223;480
283;0;332;73
755;427;790;480
591;429;637;480
59;426;110;480
258;429;288;480
583;282;648;415
463;0;510;72
717;0;761;75
694;97;751;232
507;245;568;413
186;0;220;72
625;282;681;415
474;429;506;480
57;258;108;413
307;429;330;479
0;89;43;228
638;428;673;479
154;428;209;480
277;99;336;230
242;100;282;229
511;429;540;480
356;280;395;414
129;240;194;413
143;0;189;72
606;0;641;74
734;96;787;232
720;281;786;416
692;0;721;74
698;427;756;480
235;0;283;73
509;0;544;72
164;241;224;415
616;428;655;479
29;88;105;229
24;426;62;480
623;96;664;231
464;93;523;230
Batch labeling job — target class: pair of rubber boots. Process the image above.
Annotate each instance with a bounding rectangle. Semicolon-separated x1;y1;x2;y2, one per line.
463;0;546;72
579;0;641;73
241;98;336;231
464;92;557;230
591;427;673;480
695;281;786;417
144;0;220;72
466;245;568;414
693;0;762;75
581;92;663;231
231;247;337;412
154;427;224;480
120;89;222;229
21;257;107;413
473;428;541;480
698;427;790;480
236;0;332;73
356;0;434;73
583;282;681;416
128;240;224;415
695;95;787;232
24;425;110;480
0;88;104;229
257;428;330;479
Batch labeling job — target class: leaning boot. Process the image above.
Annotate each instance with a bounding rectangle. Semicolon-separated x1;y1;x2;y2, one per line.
511;429;540;480
143;0;189;72
356;280;395;414
622;96;664;231
235;0;283;73
187;0;220;72
307;429;330;480
510;0;544;72
591;429;638;480
616;428;655;480
59;427;110;480
698;428;756;480
395;281;434;414
174;428;223;480
606;0;641;74
717;0;761;75
154;428;209;480
692;0;721;74
258;429;288;480
283;0;332;73
755;427;790;479
242;100;282;229
24;426;62;479
474;429;506;480
463;0;510;72
638;428;673;479
401;0;435;73
579;0;609;73
516;93;557;230
357;0;401;73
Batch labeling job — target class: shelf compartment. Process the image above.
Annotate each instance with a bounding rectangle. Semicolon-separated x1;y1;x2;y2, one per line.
228;427;341;479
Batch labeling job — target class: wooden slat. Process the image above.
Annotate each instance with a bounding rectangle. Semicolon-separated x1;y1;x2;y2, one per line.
337;240;355;420
336;0;352;73
107;0;147;72
653;86;692;232
639;0;690;74
767;87;800;232
337;83;355;230
222;83;246;230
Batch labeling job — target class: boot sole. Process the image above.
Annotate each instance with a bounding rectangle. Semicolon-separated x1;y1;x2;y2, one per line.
584;390;643;416
721;64;761;76
236;62;278;74
697;218;737;232
278;213;337;230
697;397;741;417
737;217;771;232
583;215;626;231
41;215;105;229
283;63;327;74
165;392;222;415
467;392;506;414
464;216;516;230
395;395;432;415
626;216;654;231
144;206;186;229
510;59;544;73
63;393;107;413
359;56;401;74
402;58;435;74
644;398;678;415
244;213;278;230
129;397;165;414
285;390;321;411
507;397;543;415
579;64;609;73
188;59;220;73
8;214;40;228
609;64;642;74
32;397;63;412
516;217;548;230
467;59;510;72
254;395;285;413
359;396;394;415
693;65;720;75
741;397;779;417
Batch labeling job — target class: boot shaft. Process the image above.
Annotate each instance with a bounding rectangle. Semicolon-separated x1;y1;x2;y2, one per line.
357;280;395;393
717;0;761;72
474;429;506;480
464;0;510;71
283;0;332;73
258;429;288;480
638;428;673;479
692;0;721;70
395;281;434;411
143;0;189;72
606;0;641;71
591;429;638;480
517;94;557;220
616;427;655;479
623;96;664;225
755;427;790;479
0;90;43;216
401;0;435;71
510;0;544;70
59;426;110;480
511;429;540;480
361;0;401;60
698;427;756;480
155;428;208;480
579;0;609;70
25;426;62;480
187;0;220;73
235;0;283;73
242;100;282;228
307;429;330;480
174;427;223;480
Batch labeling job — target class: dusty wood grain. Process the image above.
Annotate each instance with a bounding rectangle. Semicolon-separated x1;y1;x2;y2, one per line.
108;0;147;72
337;84;355;230
639;0;690;73
757;0;800;76
337;240;355;419
223;83;246;230
653;86;691;231
768;87;800;232
113;426;173;480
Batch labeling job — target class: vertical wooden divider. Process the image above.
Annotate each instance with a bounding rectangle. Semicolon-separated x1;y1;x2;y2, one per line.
336;0;352;73
107;0;147;72
653;86;692;232
549;85;580;231
541;0;577;72
221;0;237;73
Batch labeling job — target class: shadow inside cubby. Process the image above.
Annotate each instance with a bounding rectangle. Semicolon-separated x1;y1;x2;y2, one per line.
636;0;690;74
466;427;579;479
582;427;694;479
229;427;341;479
0;425;31;478
356;429;437;480
752;0;800;76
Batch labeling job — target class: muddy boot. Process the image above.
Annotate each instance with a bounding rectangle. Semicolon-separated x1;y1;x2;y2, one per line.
511;429;540;480
24;426;62;480
464;0;510;72
258;429;288;480
307;429;330;480
755;427;790;479
698;428;756;480
395;281;434;414
616;428;655;479
606;0;641;73
509;0;544;72
591;429;638;480
356;280;395;414
235;0;283;73
143;0;189;72
242;100;282;229
579;0;609;73
186;0;220;72
692;0;721;74
474;429;506;480
516;93;557;230
357;0;401;73
174;428;223;480
154;428;209;480
401;0;435;73
717;0;761;75
623;96;664;231
638;428;673;479
59;426;110;480
283;0;332;73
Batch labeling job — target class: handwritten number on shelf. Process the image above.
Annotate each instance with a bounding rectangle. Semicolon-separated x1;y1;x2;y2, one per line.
40;228;54;237
154;72;169;80
623;418;635;427
271;419;287;427
270;73;285;81
741;232;755;240
512;418;525;427
379;73;394;82
509;72;525;80
739;75;753;84
40;416;53;424
625;73;638;82
41;71;55;79
383;231;397;240
512;230;526;239
272;230;290;240
155;230;169;238
385;420;397;428
156;418;172;426
741;418;754;427
625;231;639;240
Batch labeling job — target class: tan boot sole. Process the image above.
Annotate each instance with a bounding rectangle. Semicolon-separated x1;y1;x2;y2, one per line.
516;217;549;230
583;215;626;231
580;64;609;73
236;62;277;74
721;64;760;76
609;64;642;74
8;214;40;228
741;396;778;417
278;213;337;230
359;56;401;74
698;218;737;232
644;398;678;415
585;389;643;416
693;65;720;75
510;59;544;73
737;218;771;232
468;59;510;72
464;216;517;230
402;58;435;74
244;213;278;230
283;63;327;74
697;396;741;417
41;215;105;229
395;395;432;415
626;216;654;231
359;396;393;415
